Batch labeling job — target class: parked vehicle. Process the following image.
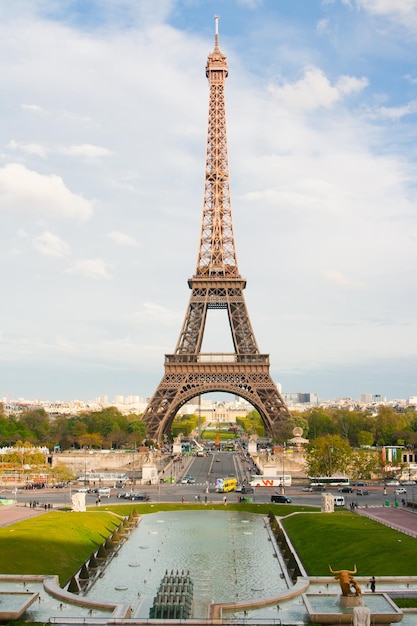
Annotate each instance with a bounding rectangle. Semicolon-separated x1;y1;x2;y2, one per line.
271;494;292;503
98;487;111;498
127;493;150;501
241;485;254;494
116;491;131;499
181;476;195;484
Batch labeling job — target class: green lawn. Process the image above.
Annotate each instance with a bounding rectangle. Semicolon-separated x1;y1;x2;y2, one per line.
282;511;416;576
0;511;121;585
0;503;415;587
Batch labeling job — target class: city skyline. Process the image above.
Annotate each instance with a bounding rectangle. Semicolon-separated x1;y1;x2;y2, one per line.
1;1;417;403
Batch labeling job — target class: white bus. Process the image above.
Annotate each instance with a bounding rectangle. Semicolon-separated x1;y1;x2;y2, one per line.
309;476;350;489
249;474;292;487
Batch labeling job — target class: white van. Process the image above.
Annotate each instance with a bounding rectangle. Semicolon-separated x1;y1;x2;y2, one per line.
334;495;345;507
98;487;111;498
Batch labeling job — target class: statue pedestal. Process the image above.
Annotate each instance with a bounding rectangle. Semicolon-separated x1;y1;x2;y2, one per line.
142;463;158;485
172;441;182;454
340;595;361;608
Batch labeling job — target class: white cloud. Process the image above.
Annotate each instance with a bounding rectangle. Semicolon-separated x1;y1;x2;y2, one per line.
65;258;111;280
60;144;113;158
21;103;47;115
0;163;93;220
8;140;48;157
129;302;181;326
320;269;362;288
316;18;331;34
268;66;368;111
33;231;70;257
107;231;138;247
372;99;417;121
356;0;417;31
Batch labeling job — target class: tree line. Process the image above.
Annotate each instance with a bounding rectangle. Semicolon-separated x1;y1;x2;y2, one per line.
0;402;416;451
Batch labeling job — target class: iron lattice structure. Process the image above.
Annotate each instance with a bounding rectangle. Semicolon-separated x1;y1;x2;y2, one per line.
142;20;291;441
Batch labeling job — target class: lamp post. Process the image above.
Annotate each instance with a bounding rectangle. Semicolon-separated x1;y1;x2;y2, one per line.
13;470;17;504
281;444;286;494
84;448;87;487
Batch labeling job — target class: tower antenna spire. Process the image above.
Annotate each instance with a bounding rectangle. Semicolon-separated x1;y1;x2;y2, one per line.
214;14;219;49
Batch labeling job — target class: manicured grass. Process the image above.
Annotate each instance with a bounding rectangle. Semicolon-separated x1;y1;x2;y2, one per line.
395;598;417;608
282;512;417;576
0;511;121;585
95;501;317;517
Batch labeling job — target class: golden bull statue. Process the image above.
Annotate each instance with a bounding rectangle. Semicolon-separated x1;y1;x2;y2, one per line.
329;565;362;596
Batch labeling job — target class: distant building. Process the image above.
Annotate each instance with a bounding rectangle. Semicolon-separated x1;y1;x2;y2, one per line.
283;392;319;405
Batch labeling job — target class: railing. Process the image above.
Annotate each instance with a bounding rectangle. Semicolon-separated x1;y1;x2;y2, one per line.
165;353;269;364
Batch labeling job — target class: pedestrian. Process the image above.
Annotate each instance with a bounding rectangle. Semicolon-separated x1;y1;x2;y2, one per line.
181;496;184;503
370;576;376;593
223;495;227;505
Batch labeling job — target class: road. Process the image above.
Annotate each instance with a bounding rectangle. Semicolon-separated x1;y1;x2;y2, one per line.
1;452;413;509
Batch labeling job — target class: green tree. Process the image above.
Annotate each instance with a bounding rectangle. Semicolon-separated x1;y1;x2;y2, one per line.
333;409;363;446
19;408;50;442
374;406;407;446
305;408;336;439
49;462;75;484
349;448;380;480
357;430;374;447
305;434;353;477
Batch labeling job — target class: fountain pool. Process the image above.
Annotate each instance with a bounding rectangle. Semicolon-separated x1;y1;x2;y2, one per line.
85;510;289;619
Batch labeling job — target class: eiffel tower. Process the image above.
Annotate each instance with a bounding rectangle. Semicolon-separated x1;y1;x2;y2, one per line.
142;18;291;441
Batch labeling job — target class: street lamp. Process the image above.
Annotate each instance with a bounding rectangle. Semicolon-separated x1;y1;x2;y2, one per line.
281;444;286;494
13;470;18;504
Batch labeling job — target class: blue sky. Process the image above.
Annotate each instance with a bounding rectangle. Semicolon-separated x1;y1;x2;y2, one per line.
1;0;417;404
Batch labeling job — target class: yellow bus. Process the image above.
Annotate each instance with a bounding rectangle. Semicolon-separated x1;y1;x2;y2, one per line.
215;477;237;492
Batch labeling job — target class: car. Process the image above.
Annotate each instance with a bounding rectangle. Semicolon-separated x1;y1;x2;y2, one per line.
116;491;131;499
338;486;353;493
356;489;369;496
352;481;367;487
302;486;313;492
271;494;292;503
181;477;195;484
386;480;400;486
127;493;150;501
77;487;89;493
241;486;254;494
395;487;407;495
